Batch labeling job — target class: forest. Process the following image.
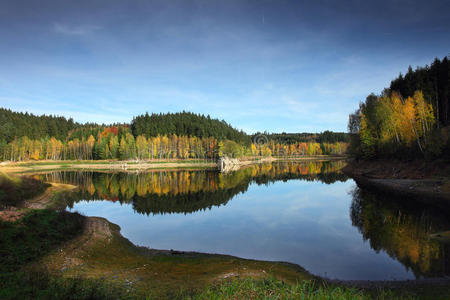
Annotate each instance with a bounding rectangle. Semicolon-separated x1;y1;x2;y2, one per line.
131;112;250;144
348;56;450;159
0;110;348;161
254;131;349;144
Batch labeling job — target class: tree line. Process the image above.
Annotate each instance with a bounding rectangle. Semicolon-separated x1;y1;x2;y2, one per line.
1;129;219;161
0;130;347;162
252;131;349;144
0;108;79;142
0;109;348;161
348;56;450;159
131;111;250;144
390;57;449;126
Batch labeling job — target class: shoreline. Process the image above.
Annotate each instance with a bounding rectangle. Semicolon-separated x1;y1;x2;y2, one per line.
343;159;450;208
22;183;450;289
14;183;318;298
0;155;347;174
29;183;450;291
3;159;450;297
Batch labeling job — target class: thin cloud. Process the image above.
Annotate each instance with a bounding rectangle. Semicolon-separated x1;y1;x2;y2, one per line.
53;23;102;36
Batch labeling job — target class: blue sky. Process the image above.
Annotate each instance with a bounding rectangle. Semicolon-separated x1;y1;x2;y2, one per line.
0;0;449;133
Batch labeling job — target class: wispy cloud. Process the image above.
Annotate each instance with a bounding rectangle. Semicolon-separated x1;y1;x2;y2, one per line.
53;23;102;36
0;0;447;133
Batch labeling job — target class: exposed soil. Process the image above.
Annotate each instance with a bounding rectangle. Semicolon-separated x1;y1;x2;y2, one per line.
0;156;346;174
0;207;25;222
0;161;216;174
24;182;77;209
343;159;450;207
343;158;450;179
37;214;313;298
0;182;77;221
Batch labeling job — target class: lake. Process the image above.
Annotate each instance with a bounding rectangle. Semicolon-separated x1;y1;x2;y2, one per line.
37;160;450;280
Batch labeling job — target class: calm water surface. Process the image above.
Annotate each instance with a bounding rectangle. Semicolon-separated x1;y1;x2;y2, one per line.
38;161;450;280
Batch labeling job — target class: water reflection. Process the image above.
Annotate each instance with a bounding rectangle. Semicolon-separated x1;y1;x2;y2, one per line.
32;160;450;280
350;187;450;278
38;160;347;215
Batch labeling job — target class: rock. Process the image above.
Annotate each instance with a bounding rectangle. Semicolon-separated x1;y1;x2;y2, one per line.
217;156;241;173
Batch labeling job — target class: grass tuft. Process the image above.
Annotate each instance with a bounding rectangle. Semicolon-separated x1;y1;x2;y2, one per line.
188;277;414;300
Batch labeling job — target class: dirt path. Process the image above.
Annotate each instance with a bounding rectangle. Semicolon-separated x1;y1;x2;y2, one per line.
24;182;78;209
0;182;77;222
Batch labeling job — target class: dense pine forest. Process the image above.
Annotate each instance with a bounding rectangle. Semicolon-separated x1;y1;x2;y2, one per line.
0;108;79;142
348;56;450;159
254;131;350;144
0;110;347;161
131;112;250;144
390;57;449;126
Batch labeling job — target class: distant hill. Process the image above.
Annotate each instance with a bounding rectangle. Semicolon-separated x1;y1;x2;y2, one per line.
131;112;250;143
252;131;350;144
0;108;78;143
0;107;348;147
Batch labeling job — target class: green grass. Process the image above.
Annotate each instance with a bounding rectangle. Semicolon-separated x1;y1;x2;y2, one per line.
0;271;133;300
0;173;50;207
0;210;84;272
0;209;99;299
188;277;405;300
1;209;449;299
1;174;448;299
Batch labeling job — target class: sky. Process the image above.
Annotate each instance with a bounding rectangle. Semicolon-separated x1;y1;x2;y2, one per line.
0;0;449;133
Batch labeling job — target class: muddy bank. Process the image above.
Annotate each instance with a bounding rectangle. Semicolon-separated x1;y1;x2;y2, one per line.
343;159;450;208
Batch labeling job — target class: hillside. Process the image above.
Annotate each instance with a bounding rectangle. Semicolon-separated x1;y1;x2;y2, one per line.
0;108;78;142
131;112;250;143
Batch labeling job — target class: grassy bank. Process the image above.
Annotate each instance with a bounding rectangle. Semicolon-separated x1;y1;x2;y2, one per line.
0;209;86;299
4;209;444;299
0;173;50;208
2;171;450;299
191;277;398;300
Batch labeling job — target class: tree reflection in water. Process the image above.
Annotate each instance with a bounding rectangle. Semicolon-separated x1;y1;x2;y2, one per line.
350;186;450;278
36;160;347;215
33;160;450;279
